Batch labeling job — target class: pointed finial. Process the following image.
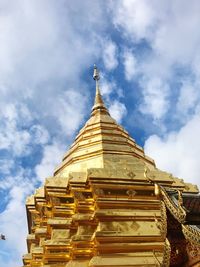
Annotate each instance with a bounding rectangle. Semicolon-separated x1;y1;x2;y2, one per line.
91;65;109;116
93;64;101;97
93;64;100;81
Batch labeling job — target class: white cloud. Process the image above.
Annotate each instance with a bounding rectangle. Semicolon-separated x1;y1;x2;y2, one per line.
0;184;34;267
0;159;14;175
0;0;106;88
139;77;170;120
102;39;118;71
177;83;196;112
0;0;108;139
123;50;137;81
53;90;88;136
0;104;31;156
109;100;127;123
30;125;50;145
151;1;200;66
0;166;36;267
100;76;116;96
0;103;51;157
112;0;200;66
175;81;199;123
35;141;65;182
144;111;200;189
100;74;124;99
111;0;157;41
111;0;200;123
99;75;127;123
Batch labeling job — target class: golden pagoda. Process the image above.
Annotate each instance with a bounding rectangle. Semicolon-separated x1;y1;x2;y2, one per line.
23;66;200;267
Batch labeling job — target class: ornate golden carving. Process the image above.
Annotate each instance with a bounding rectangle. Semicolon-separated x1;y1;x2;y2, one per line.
160;186;186;223
182;225;200;245
160;201;167;239
94;188;104;196
126;189;136;198
153;251;162;266
177;190;183;206
127;171;136;179
144;166;152;183
73;191;85;200
162;238;171;267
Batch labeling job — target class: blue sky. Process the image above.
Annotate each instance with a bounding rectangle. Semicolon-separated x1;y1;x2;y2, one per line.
1;0;200;266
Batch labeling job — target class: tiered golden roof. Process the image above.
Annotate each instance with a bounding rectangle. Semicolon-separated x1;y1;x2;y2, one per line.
23;66;200;267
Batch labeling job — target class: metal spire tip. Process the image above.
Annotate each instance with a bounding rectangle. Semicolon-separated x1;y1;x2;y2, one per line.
93;64;100;81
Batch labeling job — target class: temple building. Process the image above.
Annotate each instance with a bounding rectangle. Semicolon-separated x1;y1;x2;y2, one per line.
23;66;200;267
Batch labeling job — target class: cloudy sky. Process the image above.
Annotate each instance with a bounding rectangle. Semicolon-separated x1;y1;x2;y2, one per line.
1;0;200;266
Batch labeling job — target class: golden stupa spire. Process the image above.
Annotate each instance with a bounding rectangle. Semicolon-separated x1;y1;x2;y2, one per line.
23;65;200;267
54;65;156;176
92;65;109;115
